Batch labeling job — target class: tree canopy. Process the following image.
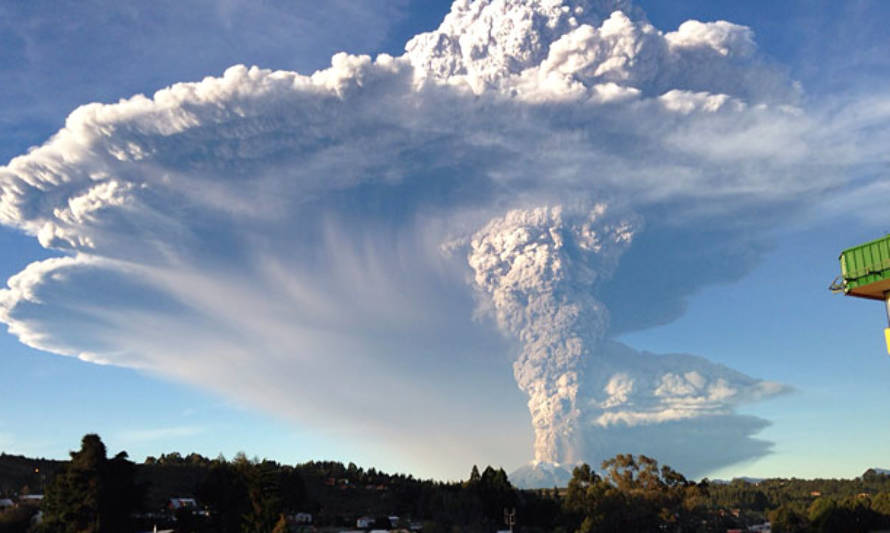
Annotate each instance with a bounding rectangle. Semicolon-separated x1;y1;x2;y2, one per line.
40;434;140;533
5;434;890;533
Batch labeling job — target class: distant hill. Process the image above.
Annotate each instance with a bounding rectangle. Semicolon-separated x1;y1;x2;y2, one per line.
709;476;765;485
0;453;65;495
510;462;573;489
0;452;206;507
864;468;890;477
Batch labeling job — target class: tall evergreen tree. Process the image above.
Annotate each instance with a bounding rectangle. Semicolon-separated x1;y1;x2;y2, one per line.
41;434;139;533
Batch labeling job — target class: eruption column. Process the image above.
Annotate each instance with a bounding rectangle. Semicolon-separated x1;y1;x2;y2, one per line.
468;204;637;463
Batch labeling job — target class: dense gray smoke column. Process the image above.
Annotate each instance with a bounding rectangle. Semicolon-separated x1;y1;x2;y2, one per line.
468;204;637;463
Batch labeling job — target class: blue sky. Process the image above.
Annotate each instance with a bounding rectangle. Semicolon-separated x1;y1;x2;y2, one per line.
1;0;889;482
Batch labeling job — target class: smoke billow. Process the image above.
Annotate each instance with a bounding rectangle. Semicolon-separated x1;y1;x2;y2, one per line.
466;205;787;473
468;204;637;463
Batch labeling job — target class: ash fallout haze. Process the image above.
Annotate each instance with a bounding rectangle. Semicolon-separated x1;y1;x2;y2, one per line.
1;0;890;486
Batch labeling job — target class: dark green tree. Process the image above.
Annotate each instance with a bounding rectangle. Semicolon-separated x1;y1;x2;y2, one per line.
41;434;140;533
873;491;890;516
241;459;306;533
769;503;809;533
196;462;248;533
564;455;715;533
808;497;837;532
468;465;481;485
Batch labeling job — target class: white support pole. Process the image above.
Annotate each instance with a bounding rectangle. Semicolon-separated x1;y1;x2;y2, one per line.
884;292;890;355
885;291;890;326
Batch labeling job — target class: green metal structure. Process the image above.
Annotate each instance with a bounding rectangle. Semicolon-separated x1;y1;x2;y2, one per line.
830;234;890;353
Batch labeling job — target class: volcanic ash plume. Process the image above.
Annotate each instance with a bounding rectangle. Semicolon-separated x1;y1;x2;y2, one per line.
468;204;637;463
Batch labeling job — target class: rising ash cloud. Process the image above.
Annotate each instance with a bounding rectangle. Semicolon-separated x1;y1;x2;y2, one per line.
1;0;885;481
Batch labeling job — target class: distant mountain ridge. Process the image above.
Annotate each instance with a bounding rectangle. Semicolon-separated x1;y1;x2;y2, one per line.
708;469;890;485
510;462;573;489
708;476;765;485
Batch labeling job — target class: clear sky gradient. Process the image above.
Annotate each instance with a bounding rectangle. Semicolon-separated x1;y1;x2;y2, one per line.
1;0;889;481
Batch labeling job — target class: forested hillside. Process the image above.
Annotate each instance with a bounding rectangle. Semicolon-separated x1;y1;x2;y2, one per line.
2;435;890;532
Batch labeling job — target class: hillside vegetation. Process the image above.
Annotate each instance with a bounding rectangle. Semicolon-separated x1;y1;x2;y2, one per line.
2;435;890;532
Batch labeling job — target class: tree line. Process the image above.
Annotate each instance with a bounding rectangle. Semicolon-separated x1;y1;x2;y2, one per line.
3;434;890;532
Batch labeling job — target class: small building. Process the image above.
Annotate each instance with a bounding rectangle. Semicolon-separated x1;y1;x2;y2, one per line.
18;495;43;506
168;498;197;511
356;516;375;528
293;512;312;524
0;498;14;509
